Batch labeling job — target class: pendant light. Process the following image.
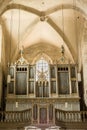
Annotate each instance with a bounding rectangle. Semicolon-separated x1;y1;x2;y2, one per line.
61;4;65;62
7;7;13;83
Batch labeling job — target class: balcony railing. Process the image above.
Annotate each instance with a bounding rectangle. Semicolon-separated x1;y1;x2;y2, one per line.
0;109;32;123
0;109;87;124
55;109;87;123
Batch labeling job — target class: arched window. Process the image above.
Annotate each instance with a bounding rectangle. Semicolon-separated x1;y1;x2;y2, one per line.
36;57;49;81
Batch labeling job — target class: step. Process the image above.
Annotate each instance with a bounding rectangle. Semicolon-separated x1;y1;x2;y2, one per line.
24;125;61;130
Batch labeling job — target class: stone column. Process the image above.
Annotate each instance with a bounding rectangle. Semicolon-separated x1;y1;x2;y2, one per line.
82;25;87;106
56;65;58;96
49;65;51;97
34;65;36;97
0;63;2;108
69;65;72;95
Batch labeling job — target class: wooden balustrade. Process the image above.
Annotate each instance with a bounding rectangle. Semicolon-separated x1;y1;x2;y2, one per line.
0;109;32;123
0;108;87;125
55;109;87;123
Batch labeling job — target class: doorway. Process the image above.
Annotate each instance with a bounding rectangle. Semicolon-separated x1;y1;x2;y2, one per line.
39;108;47;124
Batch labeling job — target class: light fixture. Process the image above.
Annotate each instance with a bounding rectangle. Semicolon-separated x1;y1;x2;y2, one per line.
17;5;21;51
78;72;81;82
15;102;18;108
60;4;65;62
9;7;13;64
73;0;81;82
61;45;65;62
7;7;13;83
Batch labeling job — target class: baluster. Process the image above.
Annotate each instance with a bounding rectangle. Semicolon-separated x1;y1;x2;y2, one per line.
25;111;28;121
11;112;13;122
27;111;29;121
5;112;8;122
24;111;25;121
62;111;64;121
23;111;25;122
23;111;24;121
64;111;66;121
14;112;16;122
77;112;81;122
57;111;59;120
85;111;87;122
20;111;22;122
66;112;68;122
29;110;31;121
28;110;30;121
68;112;70;122
18;112;21;122
16;112;18;122
9;112;11;122
60;111;61;121
79;112;81;122
67;112;69;122
19;112;21;122
13;112;15;122
71;112;73;122
75;112;77;122
0;111;3;122
65;111;67;122
25;111;27;121
69;112;71;122
18;112;19;122
83;111;85;122
20;112;22;122
71;112;73;121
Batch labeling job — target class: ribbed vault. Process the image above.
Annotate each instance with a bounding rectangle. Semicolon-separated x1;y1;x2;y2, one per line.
0;0;86;71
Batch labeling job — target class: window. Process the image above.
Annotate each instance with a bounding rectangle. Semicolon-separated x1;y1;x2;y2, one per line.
36;57;49;81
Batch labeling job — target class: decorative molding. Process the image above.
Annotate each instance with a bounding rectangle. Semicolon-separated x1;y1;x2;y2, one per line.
16;46;29;65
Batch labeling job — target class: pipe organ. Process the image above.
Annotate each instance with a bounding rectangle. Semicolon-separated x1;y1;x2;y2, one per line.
6;54;80;124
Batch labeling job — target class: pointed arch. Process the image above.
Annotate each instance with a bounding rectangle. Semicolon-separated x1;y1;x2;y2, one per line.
32;53;52;65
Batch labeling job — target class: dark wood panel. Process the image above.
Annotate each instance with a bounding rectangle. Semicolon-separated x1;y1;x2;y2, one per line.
16;72;27;95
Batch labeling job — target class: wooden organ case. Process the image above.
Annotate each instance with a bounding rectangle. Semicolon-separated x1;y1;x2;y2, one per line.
6;52;80;124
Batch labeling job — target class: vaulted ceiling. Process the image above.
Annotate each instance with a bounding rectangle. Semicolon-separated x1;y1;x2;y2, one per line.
0;0;87;65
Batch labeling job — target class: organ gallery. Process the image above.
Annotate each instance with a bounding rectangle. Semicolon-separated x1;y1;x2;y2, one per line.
0;0;87;129
6;47;80;124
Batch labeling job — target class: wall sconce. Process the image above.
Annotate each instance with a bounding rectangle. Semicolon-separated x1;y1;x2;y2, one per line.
7;75;11;83
78;72;81;82
65;102;68;108
16;102;18;108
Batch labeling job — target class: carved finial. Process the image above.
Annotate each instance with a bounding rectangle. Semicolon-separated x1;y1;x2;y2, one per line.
15;45;29;65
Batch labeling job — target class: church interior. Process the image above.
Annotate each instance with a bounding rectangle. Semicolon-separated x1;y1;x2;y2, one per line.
0;0;87;130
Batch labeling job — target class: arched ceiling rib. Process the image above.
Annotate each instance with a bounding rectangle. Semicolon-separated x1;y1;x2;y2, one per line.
47;16;76;62
1;3;87;17
46;4;87;16
1;3;41;16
